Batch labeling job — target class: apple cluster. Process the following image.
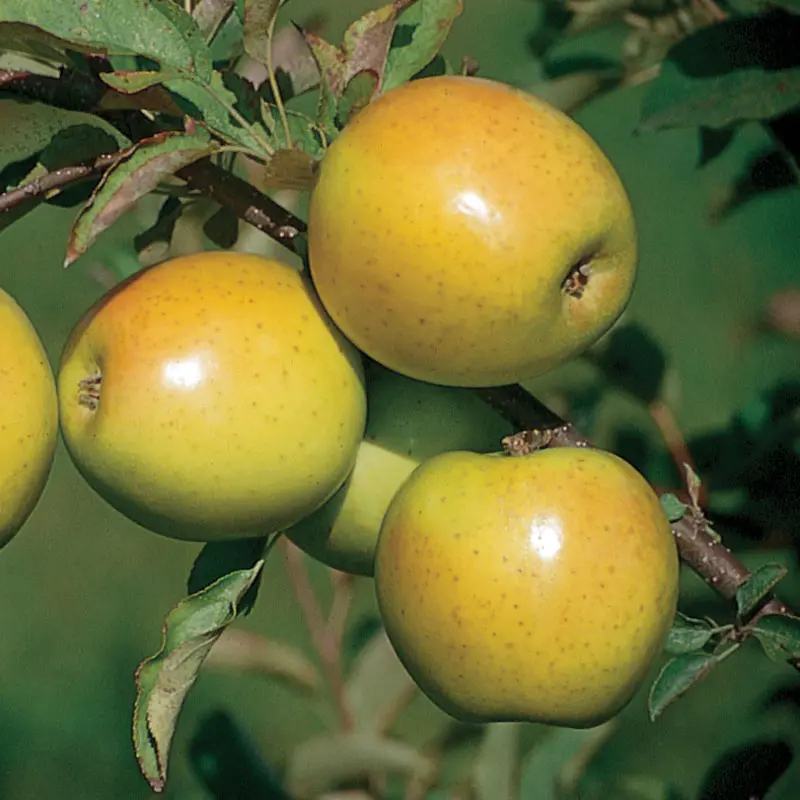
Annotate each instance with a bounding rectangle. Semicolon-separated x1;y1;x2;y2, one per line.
1;76;679;728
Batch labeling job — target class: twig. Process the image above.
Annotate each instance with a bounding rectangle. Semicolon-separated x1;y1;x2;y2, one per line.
280;536;355;731
479;384;800;673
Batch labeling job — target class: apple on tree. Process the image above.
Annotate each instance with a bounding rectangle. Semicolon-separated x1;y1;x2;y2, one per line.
57;251;367;541
374;446;679;728
307;75;637;387
0;288;59;548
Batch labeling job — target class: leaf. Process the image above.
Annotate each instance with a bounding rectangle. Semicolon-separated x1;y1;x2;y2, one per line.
665;613;715;655
261;147;318;189
751;614;800;662
65;129;216;266
344;629;418;732
383;0;464;92
133;194;183;255
203;627;320;691
699;739;793;800
660;493;688;523
203;204;240;248
472;723;519;800
338;69;380;127
0;98;127;175
698;127;736;167
735;563;788;619
639;14;800;132
133;561;264;792
193;0;236;41
261;102;326;157
189;709;292;800
648;653;719;721
38;124;122;171
100;69;181;93
187;536;268;612
243;0;282;67
285;733;433;797
519;723;617;800
0;0;212;81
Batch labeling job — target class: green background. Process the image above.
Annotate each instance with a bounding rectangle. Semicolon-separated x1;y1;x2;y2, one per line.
0;1;798;798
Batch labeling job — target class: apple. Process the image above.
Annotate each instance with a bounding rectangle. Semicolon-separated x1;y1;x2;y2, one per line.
374;446;678;727
0;288;59;548
307;75;637;387
57;251;367;541
285;363;513;575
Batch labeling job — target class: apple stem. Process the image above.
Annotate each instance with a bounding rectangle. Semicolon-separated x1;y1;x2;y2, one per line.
561;257;593;299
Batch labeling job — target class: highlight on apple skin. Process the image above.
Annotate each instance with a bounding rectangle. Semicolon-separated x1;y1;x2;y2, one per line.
57;251;367;542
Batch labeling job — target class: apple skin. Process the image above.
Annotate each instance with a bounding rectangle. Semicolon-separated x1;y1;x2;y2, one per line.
0;289;58;548
57;252;367;542
285;364;513;575
374;447;678;727
308;75;637;387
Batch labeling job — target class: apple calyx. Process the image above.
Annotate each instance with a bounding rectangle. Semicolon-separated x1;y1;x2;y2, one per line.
78;371;102;411
561;256;593;299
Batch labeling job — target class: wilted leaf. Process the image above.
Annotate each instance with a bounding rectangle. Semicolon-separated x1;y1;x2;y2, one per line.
736;564;788;619
751;614;800;662
472;723;519;800
344;629;418;732
639;14;800;132
660;493;688;523
261;147;317;189
194;0;236;41
519;723;617;800
243;0;282;67
285;732;433;797
133;561;264;792
65;130;216;266
665;612;715;655
0;0;212;80
204;627;319;691
190;709;291;799
383;0;463;92
648;653;719;721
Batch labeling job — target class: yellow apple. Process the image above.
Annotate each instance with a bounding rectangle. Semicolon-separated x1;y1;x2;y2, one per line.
0;288;58;548
285;364;513;575
57;252;366;541
375;447;678;727
308;75;637;387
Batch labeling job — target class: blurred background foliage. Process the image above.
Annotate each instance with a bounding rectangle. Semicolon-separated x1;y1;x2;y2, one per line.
0;0;798;798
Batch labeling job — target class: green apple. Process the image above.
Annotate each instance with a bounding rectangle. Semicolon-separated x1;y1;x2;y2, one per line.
0;288;58;548
57;251;366;541
308;75;637;387
375;447;679;727
285;364;513;575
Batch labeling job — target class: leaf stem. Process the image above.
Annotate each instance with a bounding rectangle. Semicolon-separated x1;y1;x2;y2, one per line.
266;10;293;149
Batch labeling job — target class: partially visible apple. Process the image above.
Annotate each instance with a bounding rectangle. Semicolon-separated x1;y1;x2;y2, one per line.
308;75;637;387
0;288;58;548
57;252;366;541
375;447;678;727
285;364;513;575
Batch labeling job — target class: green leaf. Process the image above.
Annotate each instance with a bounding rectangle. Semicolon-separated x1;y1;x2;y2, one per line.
338;69;380;127
752;614;800;662
38;124;122;171
165;70;268;152
285;733;433;798
736;563;788;619
665;612;715;655
648;653;719;721
0;0;212;81
383;0;464;92
261;101;326;157
242;0;282;67
0;98;127;175
100;69;181;93
203;204;240;248
133;561;264;792
519;724;617;800
65;129;216;266
188;536;268;612
660;493;688;523
472;723;519;800
639;15;800;132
